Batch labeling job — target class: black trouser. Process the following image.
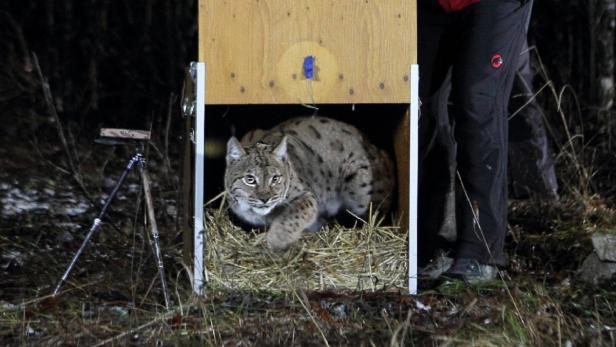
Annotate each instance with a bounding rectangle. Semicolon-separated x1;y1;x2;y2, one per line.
418;0;532;267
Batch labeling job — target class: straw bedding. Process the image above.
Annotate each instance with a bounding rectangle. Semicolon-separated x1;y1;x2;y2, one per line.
202;204;408;292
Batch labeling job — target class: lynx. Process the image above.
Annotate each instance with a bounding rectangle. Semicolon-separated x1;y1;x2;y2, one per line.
224;116;394;251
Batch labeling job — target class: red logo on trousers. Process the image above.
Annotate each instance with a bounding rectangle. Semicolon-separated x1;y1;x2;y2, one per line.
491;54;503;69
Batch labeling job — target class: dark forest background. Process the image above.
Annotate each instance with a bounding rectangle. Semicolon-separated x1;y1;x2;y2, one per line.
0;2;615;345
0;1;197;139
0;0;614;195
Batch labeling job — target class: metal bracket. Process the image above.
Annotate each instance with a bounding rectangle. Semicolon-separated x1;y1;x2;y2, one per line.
182;62;198;118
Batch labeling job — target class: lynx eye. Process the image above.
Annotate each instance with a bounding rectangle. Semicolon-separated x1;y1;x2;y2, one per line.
242;175;257;186
271;175;282;185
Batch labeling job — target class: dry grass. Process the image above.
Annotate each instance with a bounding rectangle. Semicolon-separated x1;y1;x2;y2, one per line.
202;199;408;293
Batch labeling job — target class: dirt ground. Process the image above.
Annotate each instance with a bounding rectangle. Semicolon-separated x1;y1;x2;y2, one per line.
1;129;616;346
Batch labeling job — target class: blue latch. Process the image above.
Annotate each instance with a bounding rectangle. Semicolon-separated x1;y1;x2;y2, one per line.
303;56;315;79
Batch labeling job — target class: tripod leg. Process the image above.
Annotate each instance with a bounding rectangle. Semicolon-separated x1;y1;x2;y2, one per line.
53;218;102;296
53;154;140;296
139;165;171;309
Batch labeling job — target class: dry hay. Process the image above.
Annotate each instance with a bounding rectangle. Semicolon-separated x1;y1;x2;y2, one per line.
202;201;408;292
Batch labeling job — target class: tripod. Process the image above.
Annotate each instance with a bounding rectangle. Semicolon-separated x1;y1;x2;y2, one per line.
53;133;171;309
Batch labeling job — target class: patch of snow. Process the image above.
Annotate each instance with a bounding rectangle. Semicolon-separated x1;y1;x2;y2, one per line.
415;300;431;312
1;302;18;310
2;250;25;269
58;222;81;231
1;182;90;218
58;199;89;216
26;325;38;337
128;184;140;193
1;187;49;217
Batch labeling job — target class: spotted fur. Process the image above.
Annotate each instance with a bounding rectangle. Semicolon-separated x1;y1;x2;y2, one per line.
224;116;394;251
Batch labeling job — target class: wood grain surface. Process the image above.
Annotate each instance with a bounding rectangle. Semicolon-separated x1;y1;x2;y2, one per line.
199;0;417;104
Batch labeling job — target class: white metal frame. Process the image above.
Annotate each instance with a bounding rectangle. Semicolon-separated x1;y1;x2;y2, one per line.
408;64;419;295
193;62;206;295
191;62;420;295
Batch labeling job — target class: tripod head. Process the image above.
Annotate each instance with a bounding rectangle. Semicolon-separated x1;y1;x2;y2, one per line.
95;128;151;167
95;128;151;146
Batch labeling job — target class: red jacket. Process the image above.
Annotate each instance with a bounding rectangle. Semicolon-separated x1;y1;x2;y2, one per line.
438;0;480;12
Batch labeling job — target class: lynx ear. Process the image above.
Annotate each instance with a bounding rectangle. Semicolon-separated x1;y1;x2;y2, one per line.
226;137;245;163
272;136;288;160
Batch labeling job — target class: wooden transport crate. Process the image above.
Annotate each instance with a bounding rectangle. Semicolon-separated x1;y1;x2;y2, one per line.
184;0;419;294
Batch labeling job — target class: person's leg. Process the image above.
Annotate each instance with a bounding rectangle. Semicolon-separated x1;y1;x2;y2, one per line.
417;1;455;266
450;0;532;267
508;41;559;199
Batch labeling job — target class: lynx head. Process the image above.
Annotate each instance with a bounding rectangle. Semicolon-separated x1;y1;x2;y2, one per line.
224;136;290;217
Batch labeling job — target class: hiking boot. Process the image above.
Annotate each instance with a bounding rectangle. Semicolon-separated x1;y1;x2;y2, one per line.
441;258;498;284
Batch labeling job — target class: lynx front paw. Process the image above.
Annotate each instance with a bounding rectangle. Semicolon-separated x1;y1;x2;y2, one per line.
266;226;302;252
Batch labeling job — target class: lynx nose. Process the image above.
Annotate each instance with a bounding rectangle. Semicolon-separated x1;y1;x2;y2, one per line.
259;198;269;204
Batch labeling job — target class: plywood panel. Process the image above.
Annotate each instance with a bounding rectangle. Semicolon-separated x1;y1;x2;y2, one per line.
199;0;416;104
